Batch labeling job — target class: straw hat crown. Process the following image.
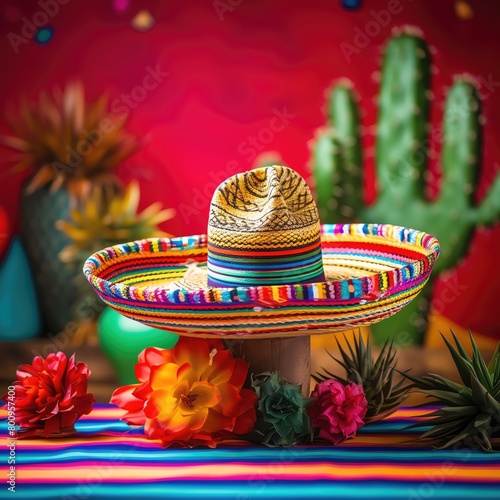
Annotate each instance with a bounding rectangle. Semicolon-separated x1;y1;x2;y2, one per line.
207;166;326;287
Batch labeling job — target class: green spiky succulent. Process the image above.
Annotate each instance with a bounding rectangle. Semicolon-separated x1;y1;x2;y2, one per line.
313;332;410;423
406;332;500;452
2;81;138;202
56;180;175;265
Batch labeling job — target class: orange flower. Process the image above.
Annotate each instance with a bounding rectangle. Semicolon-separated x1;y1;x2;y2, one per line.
111;338;257;447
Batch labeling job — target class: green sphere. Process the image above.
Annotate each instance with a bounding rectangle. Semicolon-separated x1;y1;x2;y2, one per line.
98;306;179;385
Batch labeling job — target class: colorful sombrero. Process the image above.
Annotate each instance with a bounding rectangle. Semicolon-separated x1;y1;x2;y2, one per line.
84;166;440;339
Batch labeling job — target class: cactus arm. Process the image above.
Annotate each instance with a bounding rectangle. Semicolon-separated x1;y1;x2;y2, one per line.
375;32;430;205
311;126;364;223
327;82;363;193
311;128;344;222
475;173;500;226
425;79;481;271
438;80;481;214
311;83;364;223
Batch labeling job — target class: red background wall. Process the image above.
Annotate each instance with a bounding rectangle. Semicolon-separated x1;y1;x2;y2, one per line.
0;0;499;338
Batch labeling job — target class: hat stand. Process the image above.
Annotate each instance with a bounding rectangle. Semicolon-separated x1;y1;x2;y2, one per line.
226;336;311;395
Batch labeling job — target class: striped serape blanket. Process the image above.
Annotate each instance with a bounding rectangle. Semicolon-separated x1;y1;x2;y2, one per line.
1;404;499;499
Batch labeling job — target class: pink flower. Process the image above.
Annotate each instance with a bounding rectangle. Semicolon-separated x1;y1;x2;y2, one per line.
1;352;94;438
308;379;367;444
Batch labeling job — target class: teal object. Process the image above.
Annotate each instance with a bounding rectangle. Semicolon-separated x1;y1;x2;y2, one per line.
20;184;79;334
0;237;41;340
98;306;179;385
35;26;54;44
312;29;500;345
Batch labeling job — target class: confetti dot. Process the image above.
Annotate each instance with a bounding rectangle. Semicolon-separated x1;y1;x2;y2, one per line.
131;10;155;32
455;0;473;20
35;26;54;44
342;0;363;10
113;0;130;13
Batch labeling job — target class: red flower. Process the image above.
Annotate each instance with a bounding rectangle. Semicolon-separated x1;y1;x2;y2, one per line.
1;352;94;437
308;379;367;444
111;338;258;448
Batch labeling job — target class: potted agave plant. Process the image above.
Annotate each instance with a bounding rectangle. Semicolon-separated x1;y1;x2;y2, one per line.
3;82;138;334
56;180;177;378
56;180;175;345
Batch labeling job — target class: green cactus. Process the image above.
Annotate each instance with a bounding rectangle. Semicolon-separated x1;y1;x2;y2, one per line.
313;81;364;223
312;28;500;345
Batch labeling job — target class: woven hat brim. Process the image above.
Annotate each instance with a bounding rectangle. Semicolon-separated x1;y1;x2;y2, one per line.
84;223;439;339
